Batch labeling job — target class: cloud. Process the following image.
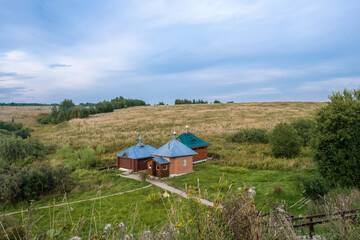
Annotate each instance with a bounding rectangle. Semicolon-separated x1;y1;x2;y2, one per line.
210;87;281;100
0;72;18;77
297;77;360;92
48;63;72;68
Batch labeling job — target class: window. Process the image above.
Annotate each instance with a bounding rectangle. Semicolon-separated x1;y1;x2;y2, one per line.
183;159;187;166
163;165;167;170
148;164;152;169
156;165;160;170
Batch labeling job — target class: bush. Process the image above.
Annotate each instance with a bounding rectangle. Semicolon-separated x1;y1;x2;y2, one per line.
96;145;106;155
0;164;73;203
227;128;269;144
313;89;360;187
146;192;162;203
302;176;330;200
0;137;45;165
269;123;302;158
291;118;315;146
77;145;99;169
139;170;149;181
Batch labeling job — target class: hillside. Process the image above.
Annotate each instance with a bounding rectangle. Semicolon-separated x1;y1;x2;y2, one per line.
30;102;325;152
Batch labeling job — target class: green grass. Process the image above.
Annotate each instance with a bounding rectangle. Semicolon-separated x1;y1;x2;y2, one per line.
1;186;187;239
164;162;317;216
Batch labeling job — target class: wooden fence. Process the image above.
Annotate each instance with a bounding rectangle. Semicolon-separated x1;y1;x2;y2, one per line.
290;209;360;238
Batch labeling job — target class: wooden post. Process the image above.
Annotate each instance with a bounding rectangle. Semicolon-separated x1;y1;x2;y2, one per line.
309;217;315;239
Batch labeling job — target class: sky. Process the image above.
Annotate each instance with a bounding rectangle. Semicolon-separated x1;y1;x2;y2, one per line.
0;0;360;104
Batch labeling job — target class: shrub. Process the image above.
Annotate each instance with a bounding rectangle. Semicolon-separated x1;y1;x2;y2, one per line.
139;170;149;181
291;118;315;146
96;145;106;155
313;89;360;187
77;145;99;169
227;128;269;144
146;192;162;203
0;137;45;165
0;164;73;203
269;123;302;158
302;176;330;200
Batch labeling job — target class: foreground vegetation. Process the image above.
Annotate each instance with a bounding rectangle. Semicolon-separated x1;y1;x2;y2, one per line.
1;98;360;239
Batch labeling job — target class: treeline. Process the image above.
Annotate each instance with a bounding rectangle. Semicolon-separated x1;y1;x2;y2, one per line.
37;96;147;124
175;99;209;105
0;103;55;106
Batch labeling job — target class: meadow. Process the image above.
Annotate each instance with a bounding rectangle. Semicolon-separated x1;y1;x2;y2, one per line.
1;102;330;238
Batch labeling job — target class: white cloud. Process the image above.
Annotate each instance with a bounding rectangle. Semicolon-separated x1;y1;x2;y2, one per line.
209;87;280;100
297;77;360;92
136;0;267;26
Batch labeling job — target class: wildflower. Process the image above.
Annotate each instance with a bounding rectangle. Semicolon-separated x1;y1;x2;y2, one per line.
237;187;242;191
70;237;81;240
72;223;77;226
104;223;112;232
118;222;126;228
163;191;170;198
56;224;61;227
187;219;192;223
174;222;183;228
248;187;256;198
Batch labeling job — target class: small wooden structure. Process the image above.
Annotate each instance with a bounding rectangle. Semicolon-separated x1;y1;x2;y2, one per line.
177;126;211;162
147;157;170;178
116;137;156;172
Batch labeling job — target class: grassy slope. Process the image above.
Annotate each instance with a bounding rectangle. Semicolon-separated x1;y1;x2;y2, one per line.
0;102;326;236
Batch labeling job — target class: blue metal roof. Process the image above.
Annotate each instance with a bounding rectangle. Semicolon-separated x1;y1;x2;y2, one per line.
152;157;170;164
116;138;156;159
152;135;198;157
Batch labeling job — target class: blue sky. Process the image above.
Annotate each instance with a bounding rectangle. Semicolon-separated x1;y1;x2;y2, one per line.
0;0;360;104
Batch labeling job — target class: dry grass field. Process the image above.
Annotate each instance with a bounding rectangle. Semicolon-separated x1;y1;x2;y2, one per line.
0;106;51;125
27;102;325;152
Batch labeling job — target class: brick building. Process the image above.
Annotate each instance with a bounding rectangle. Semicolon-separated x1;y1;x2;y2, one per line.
147;132;198;177
177;126;211;162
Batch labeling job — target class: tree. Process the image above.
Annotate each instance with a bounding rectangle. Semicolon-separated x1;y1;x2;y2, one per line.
313;89;360;187
291;118;315;146
59;99;75;111
269;122;302;158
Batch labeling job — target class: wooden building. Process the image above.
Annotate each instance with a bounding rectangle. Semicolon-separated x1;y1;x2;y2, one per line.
177;126;211;162
147;157;170;178
116;137;156;172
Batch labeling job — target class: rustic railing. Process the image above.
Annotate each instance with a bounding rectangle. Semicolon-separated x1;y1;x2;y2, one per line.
290;209;360;238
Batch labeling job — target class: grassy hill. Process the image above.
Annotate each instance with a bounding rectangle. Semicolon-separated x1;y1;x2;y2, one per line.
30;102;325;150
0;102;328;238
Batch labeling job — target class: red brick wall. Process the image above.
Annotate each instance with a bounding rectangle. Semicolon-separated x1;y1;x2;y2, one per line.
168;156;193;175
193;147;207;161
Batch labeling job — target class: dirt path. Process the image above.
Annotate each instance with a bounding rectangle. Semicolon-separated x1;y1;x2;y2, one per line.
119;174;214;207
0;185;152;217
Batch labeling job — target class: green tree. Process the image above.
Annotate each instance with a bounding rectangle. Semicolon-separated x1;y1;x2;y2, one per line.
59;99;75;111
291;118;316;146
313;89;360;187
269;122;302;158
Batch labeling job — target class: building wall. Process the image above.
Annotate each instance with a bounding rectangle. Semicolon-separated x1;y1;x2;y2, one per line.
168;156;193;175
193;147;208;161
146;160;169;178
117;157;150;172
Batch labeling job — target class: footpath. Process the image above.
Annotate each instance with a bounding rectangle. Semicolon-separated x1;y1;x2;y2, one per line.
119;174;214;207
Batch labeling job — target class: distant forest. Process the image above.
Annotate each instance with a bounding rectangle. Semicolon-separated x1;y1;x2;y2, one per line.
0;103;56;106
37;96;147;124
174;99;221;104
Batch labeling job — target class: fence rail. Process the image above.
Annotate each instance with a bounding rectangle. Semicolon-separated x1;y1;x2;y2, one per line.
290;209;360;238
